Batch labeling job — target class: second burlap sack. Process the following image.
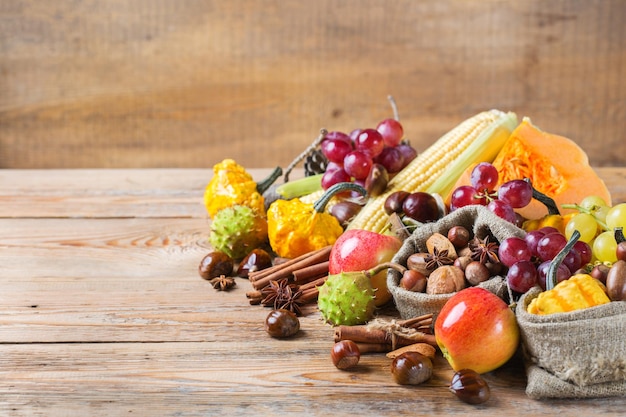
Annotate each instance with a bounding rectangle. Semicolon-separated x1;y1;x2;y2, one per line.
516;288;626;399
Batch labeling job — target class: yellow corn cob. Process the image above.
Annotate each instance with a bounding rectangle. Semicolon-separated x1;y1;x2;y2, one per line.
347;109;518;232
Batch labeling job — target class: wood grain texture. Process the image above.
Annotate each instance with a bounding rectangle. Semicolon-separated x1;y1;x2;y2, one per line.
1;0;625;169
0;169;625;415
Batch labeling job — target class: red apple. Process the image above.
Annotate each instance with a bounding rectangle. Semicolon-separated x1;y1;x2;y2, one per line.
329;229;402;306
434;287;519;374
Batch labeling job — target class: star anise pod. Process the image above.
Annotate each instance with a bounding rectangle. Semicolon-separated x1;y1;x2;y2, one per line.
261;279;305;316
425;247;455;270
468;235;500;265
278;288;306;316
209;275;237;291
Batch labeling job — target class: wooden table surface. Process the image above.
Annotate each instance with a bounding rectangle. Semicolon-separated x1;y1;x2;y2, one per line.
1;168;626;416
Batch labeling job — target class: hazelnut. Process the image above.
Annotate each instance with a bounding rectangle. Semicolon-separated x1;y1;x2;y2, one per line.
453;255;473;271
447;226;470;248
464;261;491;286
331;340;361;370
590;263;610;284
407;252;434;277
399;270;427;292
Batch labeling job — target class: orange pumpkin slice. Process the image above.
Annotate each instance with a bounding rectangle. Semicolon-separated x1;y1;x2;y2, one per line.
447;117;612;220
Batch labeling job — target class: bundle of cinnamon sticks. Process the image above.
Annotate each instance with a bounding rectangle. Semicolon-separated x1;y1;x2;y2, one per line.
333;313;437;353
245;245;332;307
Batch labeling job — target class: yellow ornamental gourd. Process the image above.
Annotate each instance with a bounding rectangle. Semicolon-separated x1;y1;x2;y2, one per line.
527;274;610;315
268;182;367;259
527;231;610;315
204;159;281;219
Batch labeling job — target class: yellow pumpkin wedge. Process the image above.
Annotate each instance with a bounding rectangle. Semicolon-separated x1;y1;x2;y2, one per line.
447;117;612;220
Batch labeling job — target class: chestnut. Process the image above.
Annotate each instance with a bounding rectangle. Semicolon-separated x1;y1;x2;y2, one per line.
384;191;410;215
390;351;433;385
331;340;361;370
236;248;273;278
265;309;300;338
606;260;626;301
449;369;490;404
198;251;234;280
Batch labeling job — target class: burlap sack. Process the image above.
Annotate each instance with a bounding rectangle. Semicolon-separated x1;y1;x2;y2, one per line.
516;288;626;399
388;205;526;320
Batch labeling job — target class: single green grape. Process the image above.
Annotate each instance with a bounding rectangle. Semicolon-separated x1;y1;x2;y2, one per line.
592;230;617;263
606;203;626;230
579;195;608;211
595;205;610;227
565;213;598;243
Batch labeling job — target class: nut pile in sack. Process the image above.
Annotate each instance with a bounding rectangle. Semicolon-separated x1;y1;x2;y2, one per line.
198;102;626;402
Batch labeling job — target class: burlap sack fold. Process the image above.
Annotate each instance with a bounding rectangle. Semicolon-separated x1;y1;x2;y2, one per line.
516;288;626;399
388;205;525;320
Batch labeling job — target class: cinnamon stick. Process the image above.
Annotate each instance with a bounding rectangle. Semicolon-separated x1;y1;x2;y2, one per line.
250;246;332;290
249;245;331;282
292;261;329;283
297;276;328;291
298;286;319;304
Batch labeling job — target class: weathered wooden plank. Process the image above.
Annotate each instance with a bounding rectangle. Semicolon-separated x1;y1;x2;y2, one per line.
1;342;624;417
1;1;624;169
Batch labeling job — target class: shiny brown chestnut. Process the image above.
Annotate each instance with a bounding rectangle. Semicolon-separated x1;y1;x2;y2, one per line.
265;309;300;338
391;351;433;385
449;369;491;404
384;191;410;215
236;248;273;278
198;251;234;280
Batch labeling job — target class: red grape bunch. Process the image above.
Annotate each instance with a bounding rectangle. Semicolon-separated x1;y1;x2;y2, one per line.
449;162;534;225
500;227;593;294
319;119;417;191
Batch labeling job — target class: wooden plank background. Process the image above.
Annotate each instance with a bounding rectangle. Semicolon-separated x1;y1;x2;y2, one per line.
0;0;624;169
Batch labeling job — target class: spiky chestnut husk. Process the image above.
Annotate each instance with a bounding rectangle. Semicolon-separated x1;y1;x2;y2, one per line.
318;262;407;326
318;271;376;326
209;205;268;260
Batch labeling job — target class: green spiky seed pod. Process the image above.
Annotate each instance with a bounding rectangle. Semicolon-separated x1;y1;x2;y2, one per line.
318;271;377;326
209;205;268;260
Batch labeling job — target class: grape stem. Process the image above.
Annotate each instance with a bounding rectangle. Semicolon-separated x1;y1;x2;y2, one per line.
546;230;580;291
561;203;610;231
387;95;400;121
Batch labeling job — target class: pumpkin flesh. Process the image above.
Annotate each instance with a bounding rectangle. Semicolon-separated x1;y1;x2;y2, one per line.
447;118;612;220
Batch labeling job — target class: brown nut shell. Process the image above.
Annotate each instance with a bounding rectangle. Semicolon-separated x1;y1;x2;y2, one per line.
407;253;434;277
426;233;457;260
426;265;466;294
606;260;626;301
391;351;433;385
449;369;490;405
199;251;234;280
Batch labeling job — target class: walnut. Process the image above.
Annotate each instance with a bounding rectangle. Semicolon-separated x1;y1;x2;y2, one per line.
426;265;466;295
